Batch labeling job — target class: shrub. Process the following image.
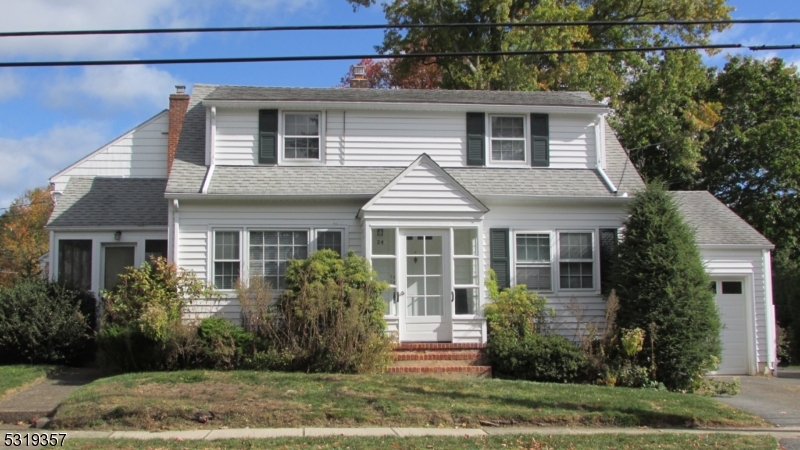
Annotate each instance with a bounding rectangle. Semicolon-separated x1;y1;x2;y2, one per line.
778;326;794;367
97;257;214;373
611;182;722;391
487;332;590;383
236;250;393;374
483;269;552;338
97;322;202;372
196;317;254;370
102;257;213;341
0;277;95;365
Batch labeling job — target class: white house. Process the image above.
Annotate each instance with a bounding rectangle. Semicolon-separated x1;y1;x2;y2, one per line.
45;81;777;375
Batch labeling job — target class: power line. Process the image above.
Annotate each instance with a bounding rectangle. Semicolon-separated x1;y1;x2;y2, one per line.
0;44;754;68
2;19;800;38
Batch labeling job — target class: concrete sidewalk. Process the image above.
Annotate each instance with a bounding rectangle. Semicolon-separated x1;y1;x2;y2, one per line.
14;426;798;441
0;368;99;424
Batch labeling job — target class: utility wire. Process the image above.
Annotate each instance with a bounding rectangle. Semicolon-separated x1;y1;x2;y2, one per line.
2;19;800;38
0;44;756;68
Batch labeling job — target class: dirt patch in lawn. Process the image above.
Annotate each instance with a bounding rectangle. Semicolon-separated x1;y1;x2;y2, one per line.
50;371;768;431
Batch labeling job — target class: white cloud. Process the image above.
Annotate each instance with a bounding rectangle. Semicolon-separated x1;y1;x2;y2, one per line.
46;65;184;111
0;0;323;59
0;71;24;101
0;124;109;208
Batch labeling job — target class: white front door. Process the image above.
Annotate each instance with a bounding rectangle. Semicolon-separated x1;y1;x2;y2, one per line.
400;230;452;342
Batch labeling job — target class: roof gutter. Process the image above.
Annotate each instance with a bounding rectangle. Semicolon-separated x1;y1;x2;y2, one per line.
202;100;610;115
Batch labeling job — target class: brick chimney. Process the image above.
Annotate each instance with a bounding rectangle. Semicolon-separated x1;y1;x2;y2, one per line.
349;65;369;89
167;85;190;175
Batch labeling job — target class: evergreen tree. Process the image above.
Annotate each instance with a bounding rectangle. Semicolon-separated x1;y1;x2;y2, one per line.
612;182;721;390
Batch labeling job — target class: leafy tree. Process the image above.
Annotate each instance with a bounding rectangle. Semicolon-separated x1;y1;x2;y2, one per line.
611;50;719;188
346;0;731;102
697;56;800;360
612;182;721;390
339;57;442;89
0;186;54;286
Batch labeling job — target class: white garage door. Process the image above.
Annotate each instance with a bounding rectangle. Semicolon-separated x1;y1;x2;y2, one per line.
713;279;749;375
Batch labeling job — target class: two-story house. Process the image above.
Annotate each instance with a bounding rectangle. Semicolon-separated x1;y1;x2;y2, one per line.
45;79;777;376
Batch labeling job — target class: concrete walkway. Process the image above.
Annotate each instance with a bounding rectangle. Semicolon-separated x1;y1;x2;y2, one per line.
0;368;99;424
0;426;794;442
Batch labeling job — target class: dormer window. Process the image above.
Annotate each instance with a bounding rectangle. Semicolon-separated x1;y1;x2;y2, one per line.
490;115;526;162
284;112;320;159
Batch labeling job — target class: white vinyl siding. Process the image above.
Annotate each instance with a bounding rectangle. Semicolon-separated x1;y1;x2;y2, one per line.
364;159;484;215
212;109;598;169
700;247;770;371
50;112;169;192
483;203;621;339
177;199;362;322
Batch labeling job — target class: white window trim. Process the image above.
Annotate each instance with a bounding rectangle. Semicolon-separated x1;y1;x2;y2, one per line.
556;230;598;292
314;228;347;255
487;114;528;167
245;228;311;291
211;229;242;292
452;227;481;318
278;110;326;166
511;230;555;294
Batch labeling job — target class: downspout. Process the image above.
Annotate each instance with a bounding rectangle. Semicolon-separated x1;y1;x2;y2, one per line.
172;199;180;267
201;106;216;194
594;115;621;195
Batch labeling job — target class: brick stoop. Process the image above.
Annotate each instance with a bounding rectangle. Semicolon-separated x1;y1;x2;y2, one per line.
389;343;492;378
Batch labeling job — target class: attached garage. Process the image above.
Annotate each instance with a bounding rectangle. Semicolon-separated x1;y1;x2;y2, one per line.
711;279;750;374
675;192;777;375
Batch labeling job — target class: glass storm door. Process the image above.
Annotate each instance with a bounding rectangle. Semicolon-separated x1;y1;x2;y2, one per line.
103;245;135;290
401;230;452;342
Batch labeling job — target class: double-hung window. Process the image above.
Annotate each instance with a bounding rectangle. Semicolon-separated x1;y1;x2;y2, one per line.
214;231;240;290
559;232;594;289
283;113;320;159
453;229;480;315
316;230;343;256
515;233;552;291
490;116;526;162
249;231;308;290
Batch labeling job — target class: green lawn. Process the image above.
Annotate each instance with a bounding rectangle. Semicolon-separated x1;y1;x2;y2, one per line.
0;365;52;399
61;434;777;450
51;371;766;431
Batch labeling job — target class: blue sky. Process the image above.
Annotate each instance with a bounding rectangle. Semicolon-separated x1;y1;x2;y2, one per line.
0;0;798;208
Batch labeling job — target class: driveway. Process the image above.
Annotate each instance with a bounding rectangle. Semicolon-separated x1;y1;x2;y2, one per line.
714;369;800;427
714;369;800;449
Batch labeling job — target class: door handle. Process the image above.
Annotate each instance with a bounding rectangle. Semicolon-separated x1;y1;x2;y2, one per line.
451;291;455;302
395;291;404;303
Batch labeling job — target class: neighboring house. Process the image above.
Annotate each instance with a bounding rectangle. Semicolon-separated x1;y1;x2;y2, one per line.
45;79;777;375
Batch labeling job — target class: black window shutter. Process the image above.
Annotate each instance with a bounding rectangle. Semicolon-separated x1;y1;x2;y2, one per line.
466;112;485;166
490;228;510;290
599;228;619;295
259;109;278;164
530;113;549;167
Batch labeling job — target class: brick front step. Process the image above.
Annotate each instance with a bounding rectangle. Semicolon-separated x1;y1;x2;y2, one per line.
394;342;485;351
387;366;492;375
392;351;484;361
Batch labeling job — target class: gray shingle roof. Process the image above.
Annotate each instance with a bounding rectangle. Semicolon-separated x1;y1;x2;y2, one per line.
207;165;632;197
48;177;168;228
204;86;603;107
673;191;773;247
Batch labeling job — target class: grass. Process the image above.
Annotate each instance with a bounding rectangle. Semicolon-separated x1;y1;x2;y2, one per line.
0;365;52;399
60;434;778;450
51;371;766;431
